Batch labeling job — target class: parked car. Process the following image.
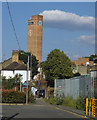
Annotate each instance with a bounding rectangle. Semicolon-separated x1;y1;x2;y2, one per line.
36;89;45;98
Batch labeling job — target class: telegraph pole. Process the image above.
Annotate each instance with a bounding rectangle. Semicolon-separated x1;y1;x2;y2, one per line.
38;63;41;97
26;55;29;104
30;53;32;83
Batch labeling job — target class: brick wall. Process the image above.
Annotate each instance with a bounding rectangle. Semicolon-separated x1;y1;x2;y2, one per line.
72;57;94;66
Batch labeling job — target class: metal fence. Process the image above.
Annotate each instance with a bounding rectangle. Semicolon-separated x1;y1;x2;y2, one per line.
54;71;97;99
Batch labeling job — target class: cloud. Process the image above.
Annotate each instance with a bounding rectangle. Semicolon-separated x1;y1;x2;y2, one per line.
78;35;95;45
40;10;95;31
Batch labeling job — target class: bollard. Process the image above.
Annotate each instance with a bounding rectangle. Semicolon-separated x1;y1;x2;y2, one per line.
92;99;94;116
93;99;96;117
86;98;88;115
89;99;91;116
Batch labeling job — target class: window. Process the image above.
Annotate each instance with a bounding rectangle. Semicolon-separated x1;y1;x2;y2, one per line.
28;22;34;25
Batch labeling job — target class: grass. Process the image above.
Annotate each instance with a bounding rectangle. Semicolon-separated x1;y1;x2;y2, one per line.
44;96;86;110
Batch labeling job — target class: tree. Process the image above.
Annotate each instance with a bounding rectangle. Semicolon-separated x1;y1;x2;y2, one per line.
14;73;23;90
73;72;81;77
2;74;23;90
19;50;39;79
2;76;15;89
84;54;97;61
42;49;73;87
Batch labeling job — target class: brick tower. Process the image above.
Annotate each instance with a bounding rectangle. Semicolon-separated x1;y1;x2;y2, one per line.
27;15;43;62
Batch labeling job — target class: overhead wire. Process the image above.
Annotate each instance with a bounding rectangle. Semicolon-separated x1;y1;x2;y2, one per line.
6;0;21;50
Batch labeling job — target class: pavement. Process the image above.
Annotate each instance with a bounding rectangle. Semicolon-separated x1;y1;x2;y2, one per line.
0;98;96;119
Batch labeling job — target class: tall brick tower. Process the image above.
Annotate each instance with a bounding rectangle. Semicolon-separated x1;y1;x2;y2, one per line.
27;15;43;62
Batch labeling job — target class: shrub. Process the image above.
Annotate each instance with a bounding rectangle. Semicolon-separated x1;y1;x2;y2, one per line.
45;96;86;110
28;91;35;103
56;96;64;105
75;97;86;110
45;98;57;105
2;91;35;103
2;91;26;103
62;97;76;109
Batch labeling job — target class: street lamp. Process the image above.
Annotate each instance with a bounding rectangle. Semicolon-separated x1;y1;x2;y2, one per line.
20;52;29;104
26;55;29;104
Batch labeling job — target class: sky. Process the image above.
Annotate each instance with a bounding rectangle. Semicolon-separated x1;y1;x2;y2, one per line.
2;2;95;61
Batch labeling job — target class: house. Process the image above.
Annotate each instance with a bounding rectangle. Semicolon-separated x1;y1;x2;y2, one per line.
72;57;94;75
1;61;30;83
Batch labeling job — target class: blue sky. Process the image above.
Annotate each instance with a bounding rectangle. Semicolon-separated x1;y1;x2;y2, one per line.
2;2;95;61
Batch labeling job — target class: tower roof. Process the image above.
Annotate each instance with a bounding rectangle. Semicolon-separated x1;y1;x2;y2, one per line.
31;15;43;20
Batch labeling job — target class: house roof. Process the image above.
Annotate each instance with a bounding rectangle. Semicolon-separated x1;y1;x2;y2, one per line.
2;62;27;70
34;80;47;83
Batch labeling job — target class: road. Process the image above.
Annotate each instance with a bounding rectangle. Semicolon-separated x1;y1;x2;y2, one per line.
1;98;87;119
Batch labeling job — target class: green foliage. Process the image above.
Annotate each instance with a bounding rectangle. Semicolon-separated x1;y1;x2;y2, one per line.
73;72;81;77
75;97;86;110
2;91;35;103
2;91;26;103
28;91;35;103
84;54;97;62
19;50;39;78
62;97;76;109
45;98;57;105
56;96;64;105
45;96;86;110
89;54;97;61
2;74;22;90
2;76;15;89
42;49;73;87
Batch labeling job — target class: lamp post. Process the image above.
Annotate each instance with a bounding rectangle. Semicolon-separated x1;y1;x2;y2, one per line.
38;63;42;98
20;52;29;104
26;55;29;104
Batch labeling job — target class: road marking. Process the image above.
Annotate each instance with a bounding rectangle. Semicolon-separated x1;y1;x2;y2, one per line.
0;103;24;105
54;106;87;118
32;104;88;118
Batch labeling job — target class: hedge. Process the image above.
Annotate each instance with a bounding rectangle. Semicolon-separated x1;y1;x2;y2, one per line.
2;91;35;103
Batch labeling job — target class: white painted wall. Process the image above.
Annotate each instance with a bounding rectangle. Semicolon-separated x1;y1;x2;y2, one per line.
1;70;30;83
1;71;14;79
14;70;30;83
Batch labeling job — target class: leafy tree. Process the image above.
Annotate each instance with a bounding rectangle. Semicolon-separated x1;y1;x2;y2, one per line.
84;54;97;61
2;74;23;90
42;49;73;87
73;72;81;77
19;50;39;78
2;76;14;89
14;74;23;90
89;54;97;62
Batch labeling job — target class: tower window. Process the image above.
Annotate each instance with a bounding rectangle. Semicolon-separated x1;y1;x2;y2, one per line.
28;22;34;25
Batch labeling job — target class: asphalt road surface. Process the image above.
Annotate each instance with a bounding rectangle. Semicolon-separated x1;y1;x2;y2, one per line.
1;98;87;119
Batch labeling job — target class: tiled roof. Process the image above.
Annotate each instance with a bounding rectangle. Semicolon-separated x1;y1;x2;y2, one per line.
2;62;27;70
34;80;47;83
